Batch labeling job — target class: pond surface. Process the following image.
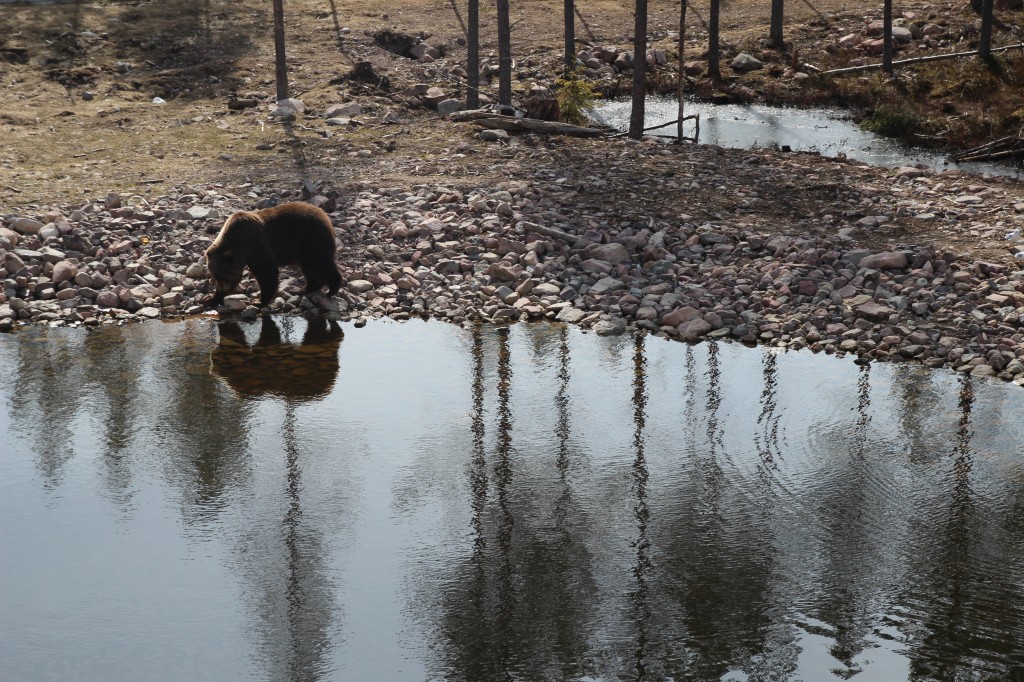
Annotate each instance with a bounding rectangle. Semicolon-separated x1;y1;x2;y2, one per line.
2;318;1024;681
593;96;1023;178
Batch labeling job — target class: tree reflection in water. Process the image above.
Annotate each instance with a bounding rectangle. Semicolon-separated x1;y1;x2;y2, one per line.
435;324;598;680
208;316;341;681
5;321;1024;680
629;333;652;680
8;330;94;489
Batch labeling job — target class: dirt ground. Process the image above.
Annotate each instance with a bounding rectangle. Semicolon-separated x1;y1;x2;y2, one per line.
2;0;1024;259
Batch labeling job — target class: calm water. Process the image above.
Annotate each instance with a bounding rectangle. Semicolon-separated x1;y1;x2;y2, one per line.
2;318;1024;681
593;96;1023;178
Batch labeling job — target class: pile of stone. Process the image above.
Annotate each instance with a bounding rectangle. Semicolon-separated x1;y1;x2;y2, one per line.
577;45;668;77
835;17;943;55
3;140;1024;385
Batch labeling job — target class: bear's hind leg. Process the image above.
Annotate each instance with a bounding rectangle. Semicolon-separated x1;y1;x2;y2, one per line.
325;266;343;297
301;262;341;297
303;277;324;295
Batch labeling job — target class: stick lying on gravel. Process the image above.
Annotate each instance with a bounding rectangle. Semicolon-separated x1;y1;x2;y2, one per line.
519;221;584;245
470;116;605;137
449;110;604;137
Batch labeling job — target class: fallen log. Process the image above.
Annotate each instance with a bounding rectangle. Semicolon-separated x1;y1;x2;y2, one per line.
957;148;1024;162
822;42;1024;75
519;221;585;245
952;135;1019;158
952;134;1023;161
470;116;605;137
449;109;503;122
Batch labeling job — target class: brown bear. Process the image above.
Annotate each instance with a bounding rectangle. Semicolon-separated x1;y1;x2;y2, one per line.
205;201;343;307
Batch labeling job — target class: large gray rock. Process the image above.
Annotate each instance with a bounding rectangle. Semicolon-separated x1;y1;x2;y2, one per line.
38;247;66;264
4;252;26;273
891;26;914;43
586;243;630;264
479;129;509;142
589;277;624;296
0;227;18;248
185;263;207;279
222;294;249;311
52;261;78;285
423;87;448;108
347;279;374;294
325;102;362;118
730;52;763;72
276;97;305;113
11;218;43;235
556;306;587;323
533;282;562;297
96;291;120;307
581;259;613;275
436;99;463;118
593;317;626;336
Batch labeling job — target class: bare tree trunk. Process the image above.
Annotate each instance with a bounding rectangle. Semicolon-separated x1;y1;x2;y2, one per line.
497;0;512;105
882;0;893;73
467;0;479;108
677;0;687;142
979;0;994;60
769;0;784;49
564;0;576;75
708;0;721;81
628;0;648;139
273;0;289;101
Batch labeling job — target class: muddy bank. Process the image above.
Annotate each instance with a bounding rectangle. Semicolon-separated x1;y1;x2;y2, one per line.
3;139;1024;384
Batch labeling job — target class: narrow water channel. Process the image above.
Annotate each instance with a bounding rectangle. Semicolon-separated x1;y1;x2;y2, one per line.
593;96;1023;178
2;318;1023;680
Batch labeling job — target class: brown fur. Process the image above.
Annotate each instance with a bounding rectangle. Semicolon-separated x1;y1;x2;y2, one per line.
205;202;343;307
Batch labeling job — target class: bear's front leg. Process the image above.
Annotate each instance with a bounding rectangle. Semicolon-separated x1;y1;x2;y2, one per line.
250;257;280;307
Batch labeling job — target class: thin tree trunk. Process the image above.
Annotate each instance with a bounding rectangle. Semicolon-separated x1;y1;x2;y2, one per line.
628;0;648;139
273;0;289;101
564;0;575;75
677;0;687;142
708;0;721;81
497;0;512;105
979;0;994;60
467;0;479;108
769;0;784;49
882;0;893;73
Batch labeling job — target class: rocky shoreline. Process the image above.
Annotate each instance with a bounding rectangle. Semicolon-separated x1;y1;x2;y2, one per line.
3;139;1024;385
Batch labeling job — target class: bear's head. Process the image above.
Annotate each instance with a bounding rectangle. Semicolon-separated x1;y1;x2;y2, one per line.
205;211;263;302
206;245;244;300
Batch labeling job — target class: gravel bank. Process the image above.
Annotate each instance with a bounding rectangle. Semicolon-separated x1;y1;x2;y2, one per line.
3;140;1024;385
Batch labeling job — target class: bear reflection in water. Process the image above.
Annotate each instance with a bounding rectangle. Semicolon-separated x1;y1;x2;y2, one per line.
210;317;344;402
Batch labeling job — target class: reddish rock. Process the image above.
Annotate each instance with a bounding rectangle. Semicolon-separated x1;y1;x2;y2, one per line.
856;301;894;320
677;319;712;341
487;262;519;282
586;243;630;264
797;280;818;296
661;306;701;327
